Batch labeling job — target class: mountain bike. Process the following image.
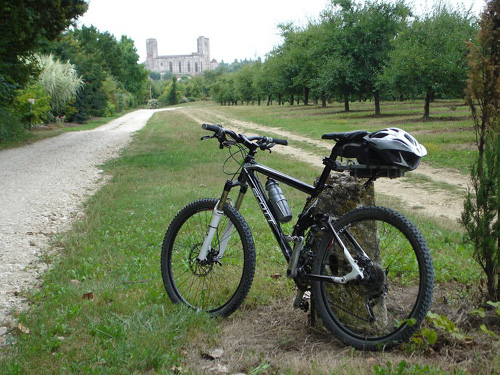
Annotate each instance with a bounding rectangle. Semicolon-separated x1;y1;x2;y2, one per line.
161;123;434;350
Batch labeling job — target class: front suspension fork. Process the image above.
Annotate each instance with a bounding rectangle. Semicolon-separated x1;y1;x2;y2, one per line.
197;180;247;261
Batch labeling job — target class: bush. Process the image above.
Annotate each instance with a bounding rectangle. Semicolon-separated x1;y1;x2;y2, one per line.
13;83;51;126
0;107;25;143
148;99;158;109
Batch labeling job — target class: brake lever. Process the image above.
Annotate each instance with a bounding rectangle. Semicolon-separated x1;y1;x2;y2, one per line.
200;135;215;141
258;140;275;152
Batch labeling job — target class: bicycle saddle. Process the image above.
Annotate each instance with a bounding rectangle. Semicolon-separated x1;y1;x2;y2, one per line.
321;130;369;143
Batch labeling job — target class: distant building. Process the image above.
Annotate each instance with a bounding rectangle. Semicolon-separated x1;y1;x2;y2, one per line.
145;36;218;76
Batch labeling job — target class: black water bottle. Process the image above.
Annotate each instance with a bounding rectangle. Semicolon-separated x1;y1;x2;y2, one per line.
265;178;293;223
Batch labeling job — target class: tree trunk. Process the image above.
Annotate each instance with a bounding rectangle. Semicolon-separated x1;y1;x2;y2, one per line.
344;94;350;112
374;91;381;116
321;92;327;108
423;90;431;118
290;95;294;105
304;87;310;105
267;95;272;106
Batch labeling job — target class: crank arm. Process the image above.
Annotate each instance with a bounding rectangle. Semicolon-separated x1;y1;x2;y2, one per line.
302;272;359;284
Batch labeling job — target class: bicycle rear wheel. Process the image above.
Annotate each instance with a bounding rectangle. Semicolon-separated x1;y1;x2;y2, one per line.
161;198;255;316
312;206;434;350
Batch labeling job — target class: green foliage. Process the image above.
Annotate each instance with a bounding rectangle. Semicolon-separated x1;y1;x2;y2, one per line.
427;312;470;341
101;76;134;115
203;1;475;115
0;0;87;141
211;73;237;105
158;78;181;106
42;26;147;122
380;4;476;117
462;0;500;302
413;312;471;348
0;107;24;143
0;0;87;103
13;83;51;125
470;301;500;339
318;0;412;113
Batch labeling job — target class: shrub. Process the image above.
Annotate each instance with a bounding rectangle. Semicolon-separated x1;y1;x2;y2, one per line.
0;107;25;142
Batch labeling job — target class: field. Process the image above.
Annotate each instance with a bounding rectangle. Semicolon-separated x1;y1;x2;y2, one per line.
1;100;499;374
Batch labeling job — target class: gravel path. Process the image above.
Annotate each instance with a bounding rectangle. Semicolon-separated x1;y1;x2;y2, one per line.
0;109;172;332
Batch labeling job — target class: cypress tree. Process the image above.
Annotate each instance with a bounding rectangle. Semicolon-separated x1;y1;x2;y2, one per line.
462;0;500;301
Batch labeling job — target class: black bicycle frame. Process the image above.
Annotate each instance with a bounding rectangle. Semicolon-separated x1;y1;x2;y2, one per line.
220;154;335;263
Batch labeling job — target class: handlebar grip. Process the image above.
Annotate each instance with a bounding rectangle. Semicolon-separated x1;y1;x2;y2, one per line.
273;138;288;146
202;123;223;133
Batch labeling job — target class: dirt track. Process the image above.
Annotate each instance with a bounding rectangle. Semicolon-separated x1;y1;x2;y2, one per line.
180;107;468;222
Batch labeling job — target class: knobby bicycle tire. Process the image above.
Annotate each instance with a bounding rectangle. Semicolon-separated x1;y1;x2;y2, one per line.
312;206;434;350
161;198;256;316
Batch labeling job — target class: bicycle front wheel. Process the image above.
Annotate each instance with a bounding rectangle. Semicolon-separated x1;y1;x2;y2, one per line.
161;198;255;317
312;206;434;350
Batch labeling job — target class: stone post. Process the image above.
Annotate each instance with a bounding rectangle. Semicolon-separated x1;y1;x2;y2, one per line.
309;173;376;328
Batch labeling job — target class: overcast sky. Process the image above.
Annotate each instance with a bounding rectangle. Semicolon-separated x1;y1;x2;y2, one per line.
78;0;485;64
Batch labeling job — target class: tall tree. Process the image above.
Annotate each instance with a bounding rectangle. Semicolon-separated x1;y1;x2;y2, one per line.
462;0;500;302
318;0;411;114
0;0;87;105
0;0;87;141
381;4;476;118
118;36;149;100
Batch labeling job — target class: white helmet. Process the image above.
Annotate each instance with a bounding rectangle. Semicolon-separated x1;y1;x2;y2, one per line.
364;128;427;171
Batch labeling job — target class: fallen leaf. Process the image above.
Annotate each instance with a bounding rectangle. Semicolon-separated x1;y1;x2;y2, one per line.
82;292;94;300
17;322;30;334
270;273;281;279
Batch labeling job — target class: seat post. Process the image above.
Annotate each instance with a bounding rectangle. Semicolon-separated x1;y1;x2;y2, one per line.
315;143;341;193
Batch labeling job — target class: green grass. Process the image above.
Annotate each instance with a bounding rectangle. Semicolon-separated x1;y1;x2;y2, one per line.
202;99;476;172
0;101;488;374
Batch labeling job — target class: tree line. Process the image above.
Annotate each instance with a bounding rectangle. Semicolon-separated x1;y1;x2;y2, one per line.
194;0;477;118
0;0;478;143
0;0;150;142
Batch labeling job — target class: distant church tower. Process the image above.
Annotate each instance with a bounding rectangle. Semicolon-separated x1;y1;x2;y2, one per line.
146;38;158;59
145;36;218;76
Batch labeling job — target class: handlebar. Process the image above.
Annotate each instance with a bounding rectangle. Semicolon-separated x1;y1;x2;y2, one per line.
201;123;223;133
201;123;288;151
